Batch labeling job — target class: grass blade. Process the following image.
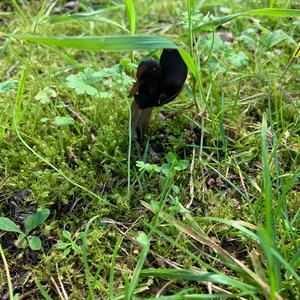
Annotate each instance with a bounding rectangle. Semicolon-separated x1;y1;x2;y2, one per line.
126;240;151;300
141;268;257;291
47;7;121;24
261;114;280;297
145;292;251;299
35;278;54;300
193;9;300;33
245;8;300;17
126;170;176;299
82;215;101;299
261;114;275;242
7;35;179;51
109;235;123;299
125;0;136;35
193;13;242;32
0;244;14;300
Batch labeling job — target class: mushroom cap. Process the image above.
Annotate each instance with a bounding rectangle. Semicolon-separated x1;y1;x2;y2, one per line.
131;49;187;109
136;59;162;79
157;49;188;105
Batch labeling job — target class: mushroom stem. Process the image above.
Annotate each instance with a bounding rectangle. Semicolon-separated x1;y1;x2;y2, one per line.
131;100;153;141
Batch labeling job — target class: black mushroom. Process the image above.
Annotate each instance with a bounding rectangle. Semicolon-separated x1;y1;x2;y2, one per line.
129;48;188;140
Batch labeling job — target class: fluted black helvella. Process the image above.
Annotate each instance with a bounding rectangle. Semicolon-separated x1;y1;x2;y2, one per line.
129;48;188;141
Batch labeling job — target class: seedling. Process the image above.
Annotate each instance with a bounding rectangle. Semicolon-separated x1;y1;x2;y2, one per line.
136;152;189;178
56;230;84;257
0;208;50;251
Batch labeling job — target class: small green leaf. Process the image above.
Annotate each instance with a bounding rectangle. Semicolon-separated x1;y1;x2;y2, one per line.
172;185;180;194
166;152;177;164
262;30;289;49
175;160;189;171
136;161;161;176
77;232;86;239
66;74;98;95
35;87;57;104
62;230;72;240
160;163;171;177
227;51;249;68
0;217;22;233
66;69;101;95
82;68;102;83
136;232;149;247
35;278;54;300
54;116;75;127
63;248;71;257
192;9;300;33
24;208;50;234
0;79;17;94
28;236;42;251
57;242;69;250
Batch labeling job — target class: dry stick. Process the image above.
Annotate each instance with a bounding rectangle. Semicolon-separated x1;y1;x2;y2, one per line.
0;176;9;190
156;280;175;297
51;276;65;300
64;102;96;142
18;289;38;300
6;61;19;77
56;264;69;300
207;281;212;296
64;102;87;124
239;92;266;102
234;158;249;199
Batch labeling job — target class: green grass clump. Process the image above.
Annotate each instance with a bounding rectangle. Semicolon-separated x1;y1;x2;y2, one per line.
0;0;299;299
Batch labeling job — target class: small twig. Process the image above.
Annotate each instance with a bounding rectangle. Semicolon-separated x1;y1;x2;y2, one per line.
64;102;86;125
234;159;249;199
70;197;82;212
156;280;175;297
56;264;69;300
152;253;182;269
239;92;266;102
0;176;9;190
250;250;267;283
6;61;19;77
207;282;212;295
64;102;96;142
51;276;65;300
